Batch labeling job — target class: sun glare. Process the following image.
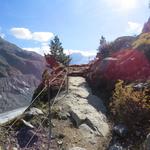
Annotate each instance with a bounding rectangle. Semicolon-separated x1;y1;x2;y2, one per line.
108;0;138;11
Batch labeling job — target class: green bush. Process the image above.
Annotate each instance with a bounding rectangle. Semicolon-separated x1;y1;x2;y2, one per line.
110;80;150;132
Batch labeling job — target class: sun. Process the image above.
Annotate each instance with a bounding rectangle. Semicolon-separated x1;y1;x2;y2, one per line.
108;0;138;11
121;0;137;10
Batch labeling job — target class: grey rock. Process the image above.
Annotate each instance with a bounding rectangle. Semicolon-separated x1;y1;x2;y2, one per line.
87;95;107;113
57;77;110;137
69;147;87;150
144;133;150;150
79;124;97;144
79;124;94;134
0;75;39;113
113;124;128;137
57;140;63;145
21;119;34;129
109;143;123;150
58;112;69;120
25;107;44;116
133;82;149;90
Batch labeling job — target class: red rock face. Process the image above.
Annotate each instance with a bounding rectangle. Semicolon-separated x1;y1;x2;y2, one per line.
142;17;150;33
88;49;150;83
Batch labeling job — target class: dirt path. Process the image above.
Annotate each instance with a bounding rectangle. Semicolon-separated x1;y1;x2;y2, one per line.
51;76;111;150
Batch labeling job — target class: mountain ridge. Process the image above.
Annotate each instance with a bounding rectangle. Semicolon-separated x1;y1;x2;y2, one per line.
0;37;45;79
0;37;46;113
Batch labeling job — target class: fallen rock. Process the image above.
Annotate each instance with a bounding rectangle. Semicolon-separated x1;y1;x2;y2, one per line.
57;140;63;145
69;147;87;150
58;111;70;120
79;124;97;144
21;119;34;129
85;114;109;136
25;107;44;116
70;87;90;98
144;133;150;150
79;124;93;134
109;143;123;150
113;124;128;137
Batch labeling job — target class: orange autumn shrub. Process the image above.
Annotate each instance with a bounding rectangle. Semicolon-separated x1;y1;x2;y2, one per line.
110;80;150;132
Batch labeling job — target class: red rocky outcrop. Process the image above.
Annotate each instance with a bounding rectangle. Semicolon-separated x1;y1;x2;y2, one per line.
88;49;150;85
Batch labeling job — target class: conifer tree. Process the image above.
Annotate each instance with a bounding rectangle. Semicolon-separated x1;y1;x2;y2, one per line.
49;35;70;65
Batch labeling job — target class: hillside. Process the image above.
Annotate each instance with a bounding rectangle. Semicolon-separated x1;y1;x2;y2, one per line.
0;37;45;79
0;37;46;113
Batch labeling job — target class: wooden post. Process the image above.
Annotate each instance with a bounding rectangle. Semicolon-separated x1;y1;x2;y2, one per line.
66;60;69;93
47;84;52;150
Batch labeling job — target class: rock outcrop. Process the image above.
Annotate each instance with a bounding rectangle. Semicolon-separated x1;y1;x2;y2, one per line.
0;75;39;113
142;17;150;33
88;49;150;85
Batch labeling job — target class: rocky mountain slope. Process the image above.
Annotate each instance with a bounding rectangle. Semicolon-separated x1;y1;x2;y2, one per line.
142;17;150;33
0;37;45;79
0;37;45;113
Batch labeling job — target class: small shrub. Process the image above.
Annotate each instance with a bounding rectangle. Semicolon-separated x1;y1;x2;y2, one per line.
110;80;150;132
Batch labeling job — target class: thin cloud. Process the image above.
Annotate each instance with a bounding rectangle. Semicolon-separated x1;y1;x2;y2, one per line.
10;28;32;39
126;21;142;34
0;27;5;38
32;32;54;42
64;49;96;57
10;27;54;42
23;44;96;57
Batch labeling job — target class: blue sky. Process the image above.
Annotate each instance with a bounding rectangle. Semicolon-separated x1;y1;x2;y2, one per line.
0;0;149;56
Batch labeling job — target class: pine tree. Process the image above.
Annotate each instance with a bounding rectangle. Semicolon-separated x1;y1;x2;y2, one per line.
97;36;109;58
49;35;70;65
100;36;106;46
